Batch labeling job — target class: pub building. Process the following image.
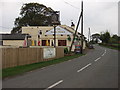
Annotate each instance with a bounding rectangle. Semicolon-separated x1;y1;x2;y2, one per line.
21;25;86;51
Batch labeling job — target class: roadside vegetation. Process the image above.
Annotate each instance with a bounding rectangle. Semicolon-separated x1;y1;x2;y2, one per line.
3;53;83;78
90;31;120;50
99;43;120;50
11;3;57;34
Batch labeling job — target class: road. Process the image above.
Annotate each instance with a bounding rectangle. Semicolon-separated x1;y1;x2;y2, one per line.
2;45;118;89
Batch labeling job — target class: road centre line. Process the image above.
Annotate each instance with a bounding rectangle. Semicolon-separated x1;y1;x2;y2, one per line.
45;49;107;89
101;49;106;56
77;63;92;72
105;51;106;54
45;80;63;90
94;57;101;62
105;49;106;53
101;53;105;56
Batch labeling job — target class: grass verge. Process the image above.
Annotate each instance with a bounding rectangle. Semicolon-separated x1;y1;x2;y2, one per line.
99;44;119;50
2;54;83;79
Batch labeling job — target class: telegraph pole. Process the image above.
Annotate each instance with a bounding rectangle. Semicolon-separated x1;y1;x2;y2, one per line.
54;25;56;47
51;11;60;47
88;27;90;43
69;11;82;53
69;1;83;53
80;1;83;54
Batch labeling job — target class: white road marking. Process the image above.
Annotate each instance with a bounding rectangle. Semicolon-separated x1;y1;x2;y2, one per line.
104;49;106;53
101;49;106;56
46;80;63;89
101;53;105;56
94;57;101;62
105;51;106;53
77;63;92;72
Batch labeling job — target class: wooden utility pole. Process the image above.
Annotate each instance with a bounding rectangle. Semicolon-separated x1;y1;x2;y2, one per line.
54;25;56;47
51;11;60;47
80;1;83;54
88;27;90;42
69;12;82;53
69;1;83;53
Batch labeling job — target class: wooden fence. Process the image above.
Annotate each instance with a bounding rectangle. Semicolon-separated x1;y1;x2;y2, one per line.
1;47;64;69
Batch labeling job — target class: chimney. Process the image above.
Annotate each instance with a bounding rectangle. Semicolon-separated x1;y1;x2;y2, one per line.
71;21;75;30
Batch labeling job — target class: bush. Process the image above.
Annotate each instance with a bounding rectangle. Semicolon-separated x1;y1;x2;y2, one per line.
64;48;68;54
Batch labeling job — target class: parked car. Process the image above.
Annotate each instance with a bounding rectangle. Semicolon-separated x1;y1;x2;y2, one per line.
88;44;94;49
74;45;81;53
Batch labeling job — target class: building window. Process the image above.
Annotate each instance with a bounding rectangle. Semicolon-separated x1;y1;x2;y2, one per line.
58;40;66;46
42;40;50;46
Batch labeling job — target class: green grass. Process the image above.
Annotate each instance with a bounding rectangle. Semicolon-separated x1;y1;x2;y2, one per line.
112;44;120;47
0;70;2;79
2;54;83;78
99;44;120;50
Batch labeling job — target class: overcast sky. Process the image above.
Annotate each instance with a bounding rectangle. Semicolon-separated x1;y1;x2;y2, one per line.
0;0;119;38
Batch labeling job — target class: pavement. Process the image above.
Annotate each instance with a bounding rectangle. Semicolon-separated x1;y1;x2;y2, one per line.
2;45;118;89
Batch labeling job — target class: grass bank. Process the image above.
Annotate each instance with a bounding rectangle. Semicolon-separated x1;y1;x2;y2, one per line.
2;54;83;79
99;43;120;50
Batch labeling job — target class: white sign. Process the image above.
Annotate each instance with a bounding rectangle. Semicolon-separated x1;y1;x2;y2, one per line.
43;48;56;59
45;26;72;35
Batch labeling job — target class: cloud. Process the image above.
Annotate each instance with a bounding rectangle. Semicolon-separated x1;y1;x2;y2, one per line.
84;2;118;37
0;0;118;37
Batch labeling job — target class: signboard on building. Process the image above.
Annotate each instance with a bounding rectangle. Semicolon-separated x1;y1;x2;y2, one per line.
43;48;56;59
45;26;72;35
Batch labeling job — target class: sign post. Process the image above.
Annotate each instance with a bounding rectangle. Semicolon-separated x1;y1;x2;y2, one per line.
51;11;60;47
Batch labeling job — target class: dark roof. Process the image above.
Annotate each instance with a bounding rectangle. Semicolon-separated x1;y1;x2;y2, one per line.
0;34;31;40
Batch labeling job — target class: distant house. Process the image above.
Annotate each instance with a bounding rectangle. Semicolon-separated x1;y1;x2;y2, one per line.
0;34;30;46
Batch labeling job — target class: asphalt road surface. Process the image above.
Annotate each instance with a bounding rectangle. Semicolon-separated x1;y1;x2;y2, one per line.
3;45;118;89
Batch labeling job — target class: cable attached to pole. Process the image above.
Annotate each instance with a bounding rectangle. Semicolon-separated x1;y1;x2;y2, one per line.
69;11;82;53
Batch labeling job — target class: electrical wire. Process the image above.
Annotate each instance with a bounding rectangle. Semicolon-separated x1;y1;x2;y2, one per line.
63;0;80;10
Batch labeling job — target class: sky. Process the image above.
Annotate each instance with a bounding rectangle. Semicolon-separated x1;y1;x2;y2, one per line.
0;0;119;38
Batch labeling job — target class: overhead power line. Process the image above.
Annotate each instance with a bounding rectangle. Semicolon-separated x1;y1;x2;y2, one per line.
63;0;80;10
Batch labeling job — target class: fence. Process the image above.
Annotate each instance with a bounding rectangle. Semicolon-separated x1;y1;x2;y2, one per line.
1;47;64;69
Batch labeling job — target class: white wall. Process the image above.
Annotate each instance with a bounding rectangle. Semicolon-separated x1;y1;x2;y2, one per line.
3;40;24;46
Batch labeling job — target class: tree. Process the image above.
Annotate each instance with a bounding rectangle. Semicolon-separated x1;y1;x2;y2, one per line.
112;35;119;41
109;34;119;44
91;33;100;43
105;31;110;43
11;3;56;34
100;31;110;43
